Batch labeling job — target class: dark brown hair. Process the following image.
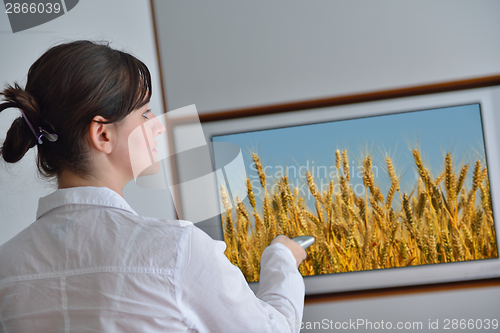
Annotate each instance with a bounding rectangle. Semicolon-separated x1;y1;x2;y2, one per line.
0;40;151;178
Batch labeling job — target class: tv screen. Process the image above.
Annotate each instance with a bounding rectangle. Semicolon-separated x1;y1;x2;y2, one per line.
211;103;498;283
170;84;500;294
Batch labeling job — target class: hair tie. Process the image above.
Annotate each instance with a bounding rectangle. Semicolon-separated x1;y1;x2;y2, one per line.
19;110;58;144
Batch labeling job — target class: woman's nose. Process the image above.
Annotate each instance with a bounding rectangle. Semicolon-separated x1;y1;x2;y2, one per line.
149;112;166;135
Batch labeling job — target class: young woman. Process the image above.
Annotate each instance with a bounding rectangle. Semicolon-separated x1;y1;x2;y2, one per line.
0;40;306;332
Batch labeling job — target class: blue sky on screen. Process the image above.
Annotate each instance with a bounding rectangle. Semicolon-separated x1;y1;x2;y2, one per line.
212;104;486;206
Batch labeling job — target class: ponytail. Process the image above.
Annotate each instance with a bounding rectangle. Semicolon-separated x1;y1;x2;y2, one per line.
0;83;43;163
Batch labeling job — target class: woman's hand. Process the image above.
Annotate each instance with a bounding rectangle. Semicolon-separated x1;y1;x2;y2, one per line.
271;235;307;268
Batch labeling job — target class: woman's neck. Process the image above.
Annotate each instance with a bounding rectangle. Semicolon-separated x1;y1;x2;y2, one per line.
58;170;126;197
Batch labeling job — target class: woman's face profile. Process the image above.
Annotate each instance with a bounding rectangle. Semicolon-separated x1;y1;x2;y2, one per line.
114;103;165;180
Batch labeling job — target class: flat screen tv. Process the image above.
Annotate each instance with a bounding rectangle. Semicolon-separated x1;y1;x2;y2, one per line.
170;80;500;295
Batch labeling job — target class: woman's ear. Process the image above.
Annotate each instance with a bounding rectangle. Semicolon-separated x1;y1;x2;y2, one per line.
89;116;115;154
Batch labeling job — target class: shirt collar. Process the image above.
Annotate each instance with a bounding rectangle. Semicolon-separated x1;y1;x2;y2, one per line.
36;186;138;219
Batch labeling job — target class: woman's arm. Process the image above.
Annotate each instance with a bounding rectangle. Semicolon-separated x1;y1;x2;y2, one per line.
174;225;305;333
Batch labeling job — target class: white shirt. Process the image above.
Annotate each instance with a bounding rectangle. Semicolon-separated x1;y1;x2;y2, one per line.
0;187;304;332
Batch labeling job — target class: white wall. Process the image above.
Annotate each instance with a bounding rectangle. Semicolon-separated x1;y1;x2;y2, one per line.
0;0;175;246
154;0;500;113
152;1;500;332
302;286;500;332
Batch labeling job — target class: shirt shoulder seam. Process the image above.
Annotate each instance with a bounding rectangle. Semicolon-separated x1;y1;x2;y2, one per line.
173;224;195;328
0;266;174;285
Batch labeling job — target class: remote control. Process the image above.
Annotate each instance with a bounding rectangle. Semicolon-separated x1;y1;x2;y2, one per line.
291;235;315;250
